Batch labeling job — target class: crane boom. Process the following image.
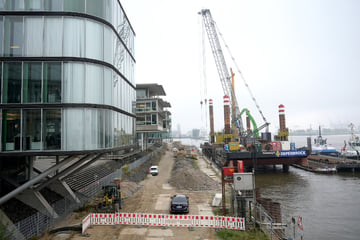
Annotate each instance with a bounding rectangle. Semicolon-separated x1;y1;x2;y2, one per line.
199;9;244;135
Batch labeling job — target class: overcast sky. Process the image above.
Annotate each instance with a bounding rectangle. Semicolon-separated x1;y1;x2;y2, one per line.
121;0;360;134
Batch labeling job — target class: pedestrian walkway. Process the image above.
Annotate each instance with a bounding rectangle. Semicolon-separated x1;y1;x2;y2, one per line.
197;155;220;183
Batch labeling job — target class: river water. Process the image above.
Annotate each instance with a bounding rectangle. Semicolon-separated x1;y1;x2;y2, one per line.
176;135;360;240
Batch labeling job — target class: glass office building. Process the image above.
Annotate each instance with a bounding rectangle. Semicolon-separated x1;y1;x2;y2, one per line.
0;0;136;155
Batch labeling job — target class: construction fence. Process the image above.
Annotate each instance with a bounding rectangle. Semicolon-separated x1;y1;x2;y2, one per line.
82;212;245;235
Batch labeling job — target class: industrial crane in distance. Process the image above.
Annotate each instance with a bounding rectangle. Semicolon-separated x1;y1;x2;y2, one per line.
199;9;270;146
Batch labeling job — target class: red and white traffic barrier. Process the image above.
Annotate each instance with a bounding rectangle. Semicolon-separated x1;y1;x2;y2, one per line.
82;212;245;235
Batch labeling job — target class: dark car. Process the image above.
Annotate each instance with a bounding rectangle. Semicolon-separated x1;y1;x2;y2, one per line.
170;194;189;214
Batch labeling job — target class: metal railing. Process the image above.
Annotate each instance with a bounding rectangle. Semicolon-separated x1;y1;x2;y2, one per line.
253;203;286;240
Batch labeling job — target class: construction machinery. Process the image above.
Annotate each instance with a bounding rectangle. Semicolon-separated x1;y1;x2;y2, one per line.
199;9;269;144
97;178;124;212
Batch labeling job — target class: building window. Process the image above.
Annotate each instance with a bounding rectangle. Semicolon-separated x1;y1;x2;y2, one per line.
1;109;21;151
24;17;43;56
136;89;146;98
43;109;61;150
0;17;3;56
85;63;103;104
64;0;85;13
152;101;156;111
86;0;104;19
4;16;23;57
23;62;42;103
151;114;157;124
85;20;104;61
146;102;151;112
3;62;22;103
64;17;85;57
104;68;112;105
43;62;61;103
44;18;63;56
5;0;25;11
63;62;84;103
44;0;62;11
23;109;41;150
63;108;84;150
0;63;2;102
25;0;43;11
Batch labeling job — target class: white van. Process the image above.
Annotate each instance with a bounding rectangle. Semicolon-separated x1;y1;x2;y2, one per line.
149;166;159;176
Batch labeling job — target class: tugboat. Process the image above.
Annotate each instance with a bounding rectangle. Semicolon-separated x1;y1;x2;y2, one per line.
341;123;360;160
312;126;339;157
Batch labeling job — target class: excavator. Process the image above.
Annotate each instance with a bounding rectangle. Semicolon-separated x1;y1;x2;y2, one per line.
96;178;124;212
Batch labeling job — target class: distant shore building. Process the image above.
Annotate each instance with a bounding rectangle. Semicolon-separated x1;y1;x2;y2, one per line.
0;0;136;218
136;84;172;150
192;129;200;138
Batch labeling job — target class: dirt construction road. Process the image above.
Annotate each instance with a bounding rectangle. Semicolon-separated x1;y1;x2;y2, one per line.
62;146;222;240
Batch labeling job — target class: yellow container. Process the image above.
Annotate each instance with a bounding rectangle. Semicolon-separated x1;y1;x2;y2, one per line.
229;142;240;151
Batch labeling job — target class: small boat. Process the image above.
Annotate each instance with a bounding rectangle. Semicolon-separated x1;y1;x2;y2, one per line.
341;123;360;160
312;166;337;173
311;126;339;157
292;164;337;174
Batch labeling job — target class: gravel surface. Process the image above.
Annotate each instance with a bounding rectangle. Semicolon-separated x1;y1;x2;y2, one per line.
41;144;222;240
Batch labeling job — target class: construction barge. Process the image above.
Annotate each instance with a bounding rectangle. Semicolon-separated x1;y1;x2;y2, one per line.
201;104;311;172
294;154;360;173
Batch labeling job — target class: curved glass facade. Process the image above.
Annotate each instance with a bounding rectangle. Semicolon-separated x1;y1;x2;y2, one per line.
0;15;135;85
0;0;135;56
0;0;136;153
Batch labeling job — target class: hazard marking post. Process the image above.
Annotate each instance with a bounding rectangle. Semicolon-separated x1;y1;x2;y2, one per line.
81;214;91;235
84;212;246;231
297;216;304;231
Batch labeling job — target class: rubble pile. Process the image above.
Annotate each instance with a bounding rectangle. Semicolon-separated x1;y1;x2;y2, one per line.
169;156;220;191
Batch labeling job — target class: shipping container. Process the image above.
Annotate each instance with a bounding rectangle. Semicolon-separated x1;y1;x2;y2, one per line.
281;141;291;150
271;141;282;151
229;141;241;151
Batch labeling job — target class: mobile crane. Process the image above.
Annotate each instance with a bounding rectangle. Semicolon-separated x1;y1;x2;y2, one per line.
199;9;269;144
